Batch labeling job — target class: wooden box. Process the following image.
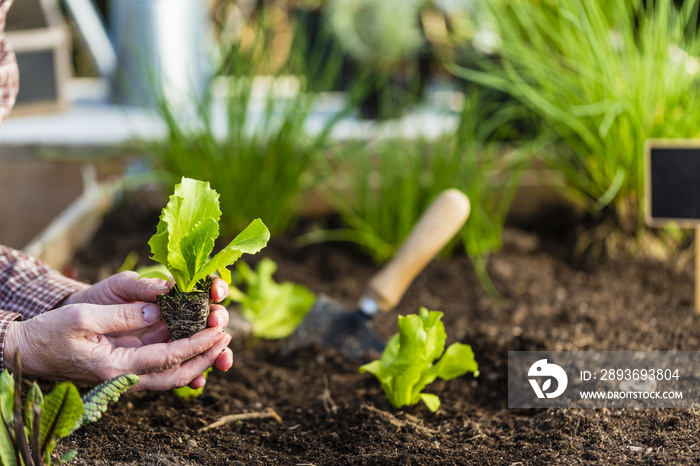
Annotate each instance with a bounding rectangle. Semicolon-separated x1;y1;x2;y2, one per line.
5;0;72;116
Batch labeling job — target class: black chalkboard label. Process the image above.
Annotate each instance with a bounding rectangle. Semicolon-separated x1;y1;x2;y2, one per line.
645;140;700;227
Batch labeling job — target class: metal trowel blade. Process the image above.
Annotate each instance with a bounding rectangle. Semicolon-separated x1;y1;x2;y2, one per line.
280;294;385;362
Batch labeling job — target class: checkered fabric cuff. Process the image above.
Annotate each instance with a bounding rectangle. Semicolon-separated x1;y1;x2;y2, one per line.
0;247;89;317
0;310;20;371
2;269;89;317
0;246;89;372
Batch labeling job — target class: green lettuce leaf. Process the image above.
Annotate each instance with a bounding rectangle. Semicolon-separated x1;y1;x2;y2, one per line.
143;177;270;292
173;368;212;400
229;258;315;339
360;307;478;412
419;393;441;413
191;218;270;288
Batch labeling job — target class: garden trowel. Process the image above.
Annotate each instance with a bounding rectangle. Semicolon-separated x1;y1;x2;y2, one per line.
281;188;471;361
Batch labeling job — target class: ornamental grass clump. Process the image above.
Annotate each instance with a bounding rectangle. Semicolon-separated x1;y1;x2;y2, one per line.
313;90;534;296
148;4;347;237
140;177;270;340
451;0;700;231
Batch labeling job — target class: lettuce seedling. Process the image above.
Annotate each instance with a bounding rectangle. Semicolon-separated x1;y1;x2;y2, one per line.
140;177;270;339
360;307;479;412
228;258;315;339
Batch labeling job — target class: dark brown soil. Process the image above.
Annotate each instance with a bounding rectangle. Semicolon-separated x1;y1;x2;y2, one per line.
59;193;700;465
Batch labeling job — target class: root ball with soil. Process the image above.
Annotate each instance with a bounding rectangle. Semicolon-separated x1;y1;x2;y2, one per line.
157;277;212;340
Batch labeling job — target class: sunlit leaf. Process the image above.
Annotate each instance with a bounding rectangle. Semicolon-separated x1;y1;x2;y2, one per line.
360;307;479;411
141;177;269;292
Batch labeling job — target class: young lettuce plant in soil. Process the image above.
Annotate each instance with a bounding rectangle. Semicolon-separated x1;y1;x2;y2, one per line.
140;177;270;340
360;307;479;412
228;258;315;339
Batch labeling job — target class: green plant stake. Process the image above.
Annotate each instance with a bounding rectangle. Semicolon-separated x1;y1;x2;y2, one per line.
360;307;478;412
140;177;270;340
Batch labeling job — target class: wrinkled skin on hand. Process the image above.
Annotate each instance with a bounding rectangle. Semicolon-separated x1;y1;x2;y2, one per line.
4;271;233;391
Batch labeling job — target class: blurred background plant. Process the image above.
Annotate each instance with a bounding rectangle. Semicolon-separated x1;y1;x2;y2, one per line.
305;90;537;296
111;0;699;280
16;0;700;305
450;0;700;240
143;1;348;238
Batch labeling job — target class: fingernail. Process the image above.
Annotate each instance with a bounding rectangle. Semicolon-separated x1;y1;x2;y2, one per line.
216;314;223;328
216;284;226;298
149;284;170;294
142;304;161;323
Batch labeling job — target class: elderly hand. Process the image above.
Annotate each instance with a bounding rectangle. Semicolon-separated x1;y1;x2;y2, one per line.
4;271;233;391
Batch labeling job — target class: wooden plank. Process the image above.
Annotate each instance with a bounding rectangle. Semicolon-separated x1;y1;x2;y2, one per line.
23;180;121;271
6;26;68;51
0;157;85;249
6;0;50;30
6;26;71;116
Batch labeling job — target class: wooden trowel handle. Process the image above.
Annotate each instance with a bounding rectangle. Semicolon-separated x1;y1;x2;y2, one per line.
364;189;470;313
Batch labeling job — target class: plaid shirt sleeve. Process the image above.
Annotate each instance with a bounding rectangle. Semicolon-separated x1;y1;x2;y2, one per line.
0;247;89;371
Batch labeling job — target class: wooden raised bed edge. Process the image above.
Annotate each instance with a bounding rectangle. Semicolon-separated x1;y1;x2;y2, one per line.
23;178;122;271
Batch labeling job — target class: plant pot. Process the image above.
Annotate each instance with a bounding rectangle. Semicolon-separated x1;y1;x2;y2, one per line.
156;276;212;340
